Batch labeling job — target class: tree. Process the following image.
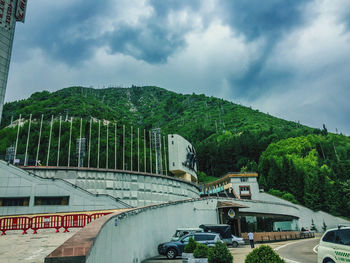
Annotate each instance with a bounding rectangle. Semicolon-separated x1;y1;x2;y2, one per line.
310;219;318;232
245;245;284;263
208;241;233;263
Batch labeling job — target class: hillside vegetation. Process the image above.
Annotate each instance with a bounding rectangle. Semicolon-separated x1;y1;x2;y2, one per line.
1;86;349;217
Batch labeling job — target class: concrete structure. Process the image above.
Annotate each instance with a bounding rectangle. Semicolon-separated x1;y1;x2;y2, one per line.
168;134;197;182
24;166;200;207
202;172;350;232
0;160;129;215
0;0;28;124
44;197;315;263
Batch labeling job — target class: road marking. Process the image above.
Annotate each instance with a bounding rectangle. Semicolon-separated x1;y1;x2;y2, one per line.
274;239;313;251
274;238;318;263
313;244;318;254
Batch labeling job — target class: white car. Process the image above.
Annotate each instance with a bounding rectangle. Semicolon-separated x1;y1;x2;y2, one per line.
317;226;350;263
231;235;245;247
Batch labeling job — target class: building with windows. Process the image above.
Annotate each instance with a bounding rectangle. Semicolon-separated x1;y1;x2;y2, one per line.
202;172;349;234
0;0;28;124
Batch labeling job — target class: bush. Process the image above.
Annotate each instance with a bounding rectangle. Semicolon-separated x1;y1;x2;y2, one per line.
184;237;198;253
193;244;209;258
245;245;284;263
208;241;233;263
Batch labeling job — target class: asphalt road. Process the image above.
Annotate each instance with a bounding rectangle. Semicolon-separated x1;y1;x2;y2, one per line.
143;255;181;263
276;238;320;263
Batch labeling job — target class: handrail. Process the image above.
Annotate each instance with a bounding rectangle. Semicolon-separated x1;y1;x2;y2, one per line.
0;212;112;235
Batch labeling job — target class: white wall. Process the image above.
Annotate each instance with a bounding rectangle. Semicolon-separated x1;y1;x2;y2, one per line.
256;192;349;231
86;198;218;263
26;167;200;207
0;161;128;216
168;134;197;180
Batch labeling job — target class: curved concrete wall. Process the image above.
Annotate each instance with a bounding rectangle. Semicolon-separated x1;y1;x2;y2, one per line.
24;167;200;207
0;161;129;216
86;198;218;263
84;197;305;263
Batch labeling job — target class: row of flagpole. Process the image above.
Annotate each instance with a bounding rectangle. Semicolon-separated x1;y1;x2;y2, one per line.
10;115;168;175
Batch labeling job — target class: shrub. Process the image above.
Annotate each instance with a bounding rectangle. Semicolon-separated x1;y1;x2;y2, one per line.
245;245;284;263
184;237;198;253
208;241;233;263
193;244;209;258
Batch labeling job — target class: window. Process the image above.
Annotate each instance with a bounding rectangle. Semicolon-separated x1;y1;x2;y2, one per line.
336;229;350;246
239;186;251;200
34;196;69;206
323;230;335;243
172;141;174;145
194;234;216;241
0;197;30;206
182;235;193;242
240;178;248;182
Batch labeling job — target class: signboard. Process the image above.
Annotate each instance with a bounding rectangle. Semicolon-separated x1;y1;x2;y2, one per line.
15;0;27;22
0;0;16;30
228;208;235;219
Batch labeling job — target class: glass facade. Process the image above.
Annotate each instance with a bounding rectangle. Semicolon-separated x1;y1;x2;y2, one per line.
240;212;299;232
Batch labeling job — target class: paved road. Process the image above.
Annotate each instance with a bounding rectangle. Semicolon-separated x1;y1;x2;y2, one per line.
143;255;182;263
276;238;320;263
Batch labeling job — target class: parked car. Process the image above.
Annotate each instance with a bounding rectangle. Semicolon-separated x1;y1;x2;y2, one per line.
199;224;234;245
171;228;204;241
158;232;222;259
232;235;245;247
317;225;350;263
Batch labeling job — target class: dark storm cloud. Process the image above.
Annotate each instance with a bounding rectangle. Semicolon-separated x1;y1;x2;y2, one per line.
106;0;203;63
15;0;110;65
218;0;311;99
15;0;203;65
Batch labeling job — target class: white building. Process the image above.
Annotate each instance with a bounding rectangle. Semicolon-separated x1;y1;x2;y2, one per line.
0;0;28;124
168;134;198;182
202;172;349;233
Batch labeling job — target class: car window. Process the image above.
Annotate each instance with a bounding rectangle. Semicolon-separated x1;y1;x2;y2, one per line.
323;230;336;243
205;234;216;240
182;235;193;242
194;235;205;241
335;229;350;246
194;234;216;241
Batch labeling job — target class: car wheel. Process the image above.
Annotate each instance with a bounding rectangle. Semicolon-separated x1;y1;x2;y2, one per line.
324;260;335;263
232;241;238;248
166;248;177;259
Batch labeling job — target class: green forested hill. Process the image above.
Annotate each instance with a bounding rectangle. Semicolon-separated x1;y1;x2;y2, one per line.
1;86;349;217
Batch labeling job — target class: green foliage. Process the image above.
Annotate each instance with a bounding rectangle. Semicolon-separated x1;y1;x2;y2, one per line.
193;244;209;258
245;245;284;263
1;86;350;218
184;237;198;253
197;171;218;183
259;134;350;217
310;219;318;232
322;220;327;232
208;242;233;263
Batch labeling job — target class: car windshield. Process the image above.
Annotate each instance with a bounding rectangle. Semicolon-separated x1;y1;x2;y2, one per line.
173;231;181;238
181;235;192;242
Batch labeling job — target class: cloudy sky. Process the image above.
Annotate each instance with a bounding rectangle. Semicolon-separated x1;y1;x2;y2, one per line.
6;0;350;134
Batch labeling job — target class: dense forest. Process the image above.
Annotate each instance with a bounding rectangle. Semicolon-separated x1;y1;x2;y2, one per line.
1;86;349;218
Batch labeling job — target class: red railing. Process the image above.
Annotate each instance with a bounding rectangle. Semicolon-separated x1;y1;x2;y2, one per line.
0;212;111;235
0;217;31;235
31;215;62;234
62;214;90;232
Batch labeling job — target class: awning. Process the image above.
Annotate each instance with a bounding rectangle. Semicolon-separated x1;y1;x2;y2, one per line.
217;201;249;209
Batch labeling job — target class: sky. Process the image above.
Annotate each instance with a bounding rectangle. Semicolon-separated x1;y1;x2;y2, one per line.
5;0;350;135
